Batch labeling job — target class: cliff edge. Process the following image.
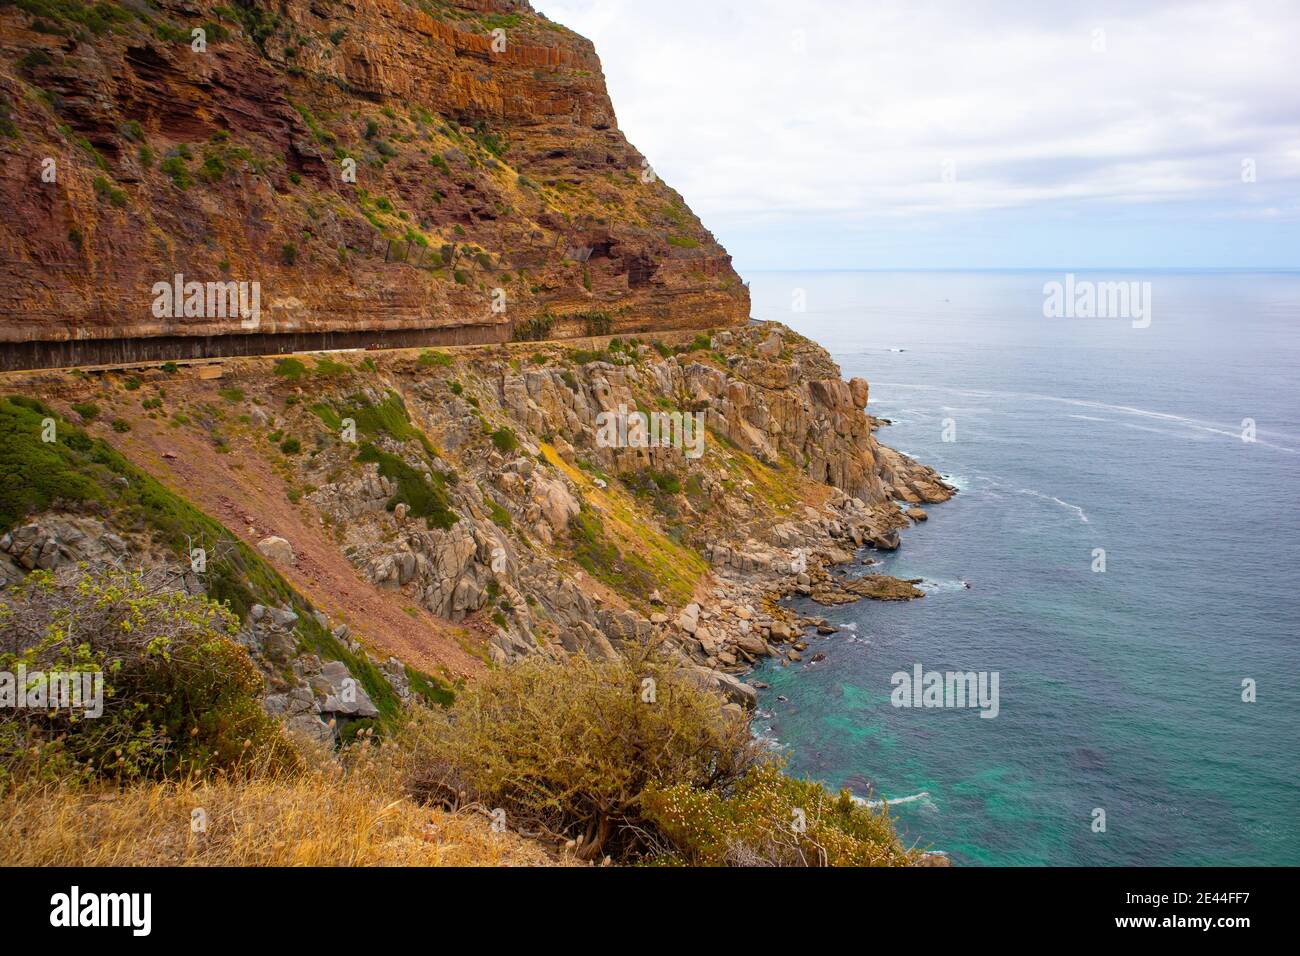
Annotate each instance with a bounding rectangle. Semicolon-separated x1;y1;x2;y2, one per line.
0;0;748;366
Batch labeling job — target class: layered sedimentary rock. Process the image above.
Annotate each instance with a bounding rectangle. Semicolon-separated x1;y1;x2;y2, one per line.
0;0;747;365
2;321;951;698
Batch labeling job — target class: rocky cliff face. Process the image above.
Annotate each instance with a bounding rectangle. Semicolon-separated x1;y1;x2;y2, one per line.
0;322;952;733
0;0;747;363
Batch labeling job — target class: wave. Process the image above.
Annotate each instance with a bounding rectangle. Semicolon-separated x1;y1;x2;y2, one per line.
918;577;972;593
1016;487;1089;523
853;790;934;810
1120;422;1209;441
875;382;1300;453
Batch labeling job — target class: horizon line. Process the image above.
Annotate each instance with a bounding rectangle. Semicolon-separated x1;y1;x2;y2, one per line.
740;266;1300;274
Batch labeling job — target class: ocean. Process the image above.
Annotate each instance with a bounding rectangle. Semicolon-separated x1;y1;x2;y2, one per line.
746;270;1300;865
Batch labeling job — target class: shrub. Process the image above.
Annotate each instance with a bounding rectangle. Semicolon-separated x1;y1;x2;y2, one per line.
279;437;301;455
356;444;457;530
313;357;349;378
70;402;98;421
273;357;306;379
643;762;922;867
489;426;518;455
581;311;612;337
485;497;512;530
512;314;554;342
0;568;299;787
417;350;452;368
110;418;130;433
160;154;189;189
91;175;126;208
399;648;759;861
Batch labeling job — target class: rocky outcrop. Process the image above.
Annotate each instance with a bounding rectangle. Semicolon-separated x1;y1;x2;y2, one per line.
0;515;135;586
0;0;747;366
1;317;954;731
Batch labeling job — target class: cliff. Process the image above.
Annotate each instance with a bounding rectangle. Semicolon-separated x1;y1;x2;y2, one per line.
0;0;748;366
0;322;952;863
0;322;951;716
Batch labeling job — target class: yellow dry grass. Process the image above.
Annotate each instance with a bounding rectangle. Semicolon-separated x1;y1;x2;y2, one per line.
0;746;573;867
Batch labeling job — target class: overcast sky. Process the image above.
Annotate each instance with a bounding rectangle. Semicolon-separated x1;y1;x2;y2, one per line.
538;0;1300;271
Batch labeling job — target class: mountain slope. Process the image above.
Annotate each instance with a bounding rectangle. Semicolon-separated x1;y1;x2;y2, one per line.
0;0;748;367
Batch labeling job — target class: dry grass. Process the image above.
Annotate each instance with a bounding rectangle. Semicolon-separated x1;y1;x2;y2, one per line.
0;742;576;867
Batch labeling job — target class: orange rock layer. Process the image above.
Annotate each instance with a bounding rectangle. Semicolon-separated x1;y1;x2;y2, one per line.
0;0;748;361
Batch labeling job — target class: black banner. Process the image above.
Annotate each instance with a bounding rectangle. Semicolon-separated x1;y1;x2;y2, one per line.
3;866;1288;942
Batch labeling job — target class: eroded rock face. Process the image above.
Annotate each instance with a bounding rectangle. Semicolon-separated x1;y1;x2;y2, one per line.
0;515;133;585
0;0;747;363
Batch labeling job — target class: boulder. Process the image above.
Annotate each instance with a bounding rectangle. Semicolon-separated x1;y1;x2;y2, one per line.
256;535;295;565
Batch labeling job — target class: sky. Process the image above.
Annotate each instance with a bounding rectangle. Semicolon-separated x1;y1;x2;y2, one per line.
537;0;1300;272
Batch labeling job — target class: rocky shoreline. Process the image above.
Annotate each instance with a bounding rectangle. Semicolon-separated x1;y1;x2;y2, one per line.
667;450;952;712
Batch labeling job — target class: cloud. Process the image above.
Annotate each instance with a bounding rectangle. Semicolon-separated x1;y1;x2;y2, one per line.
537;0;1300;267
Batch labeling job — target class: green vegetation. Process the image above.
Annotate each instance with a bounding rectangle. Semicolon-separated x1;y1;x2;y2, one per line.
0;567;300;786
273;357;307;380
12;0;133;38
332;391;437;457
0;395;441;730
313;356;350;378
291;101;336;148
355;443;457;530
581;311;612;336
397;649;919;864
489;426;518;455
91;175;126;207
404;665;455;708
644;761;921;866
512;314;554;342
417;350;452;368
485;497;512;530
160;154;190;190
567;508;661;600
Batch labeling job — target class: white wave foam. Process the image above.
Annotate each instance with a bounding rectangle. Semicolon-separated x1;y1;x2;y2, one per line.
853;790;933;810
1015;487;1089;523
874;382;1300;453
918;578;971;593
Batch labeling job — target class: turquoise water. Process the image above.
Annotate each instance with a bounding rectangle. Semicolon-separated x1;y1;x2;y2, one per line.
747;271;1300;865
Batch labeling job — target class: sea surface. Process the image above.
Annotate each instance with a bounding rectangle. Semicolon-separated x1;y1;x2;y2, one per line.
746;270;1300;865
